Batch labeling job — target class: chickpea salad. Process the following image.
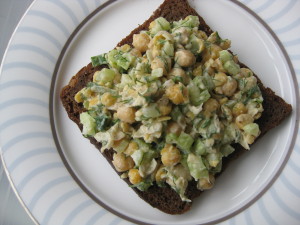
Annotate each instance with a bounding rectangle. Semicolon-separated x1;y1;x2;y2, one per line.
74;15;264;201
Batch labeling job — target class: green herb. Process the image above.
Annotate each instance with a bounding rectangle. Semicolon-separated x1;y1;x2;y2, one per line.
95;114;112;132
91;53;107;67
201;118;211;128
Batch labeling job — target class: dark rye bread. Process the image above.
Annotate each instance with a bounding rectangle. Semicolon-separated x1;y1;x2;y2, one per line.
60;0;292;214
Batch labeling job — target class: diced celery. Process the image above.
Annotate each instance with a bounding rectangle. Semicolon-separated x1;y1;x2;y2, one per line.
170;106;182;121
224;60;240;75
220;144;235;157
162;41;174;57
243;123;260;137
188;83;202;106
94;68;116;84
91;53;107;67
80;112;96;136
193;74;214;91
131;149;144;166
192;139;206;155
165;133;178;144
107;49;119;68
187;153;208;180
199;89;211;104
114;139;130;153
173;15;200;30
219;50;233;63
188;34;205;54
150;17;170;35
151;68;164;78
206;152;222;167
177;132;194;152
142;104;161;118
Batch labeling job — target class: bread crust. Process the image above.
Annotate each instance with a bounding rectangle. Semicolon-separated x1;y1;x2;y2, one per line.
60;0;292;214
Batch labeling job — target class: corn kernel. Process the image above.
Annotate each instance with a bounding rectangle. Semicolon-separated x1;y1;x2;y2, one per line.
232;102;247;117
100;92;116;107
124;141;138;156
161;144;181;167
128;168;142;184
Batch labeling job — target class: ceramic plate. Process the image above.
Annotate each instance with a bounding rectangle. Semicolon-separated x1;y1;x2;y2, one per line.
0;0;299;224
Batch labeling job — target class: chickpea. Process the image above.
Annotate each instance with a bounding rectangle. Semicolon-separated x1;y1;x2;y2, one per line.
112;152;134;172
203;98;220;117
116;106;136;124
161;144;181;167
213;58;227;73
244;133;256;145
232;102;247;117
193;63;203;76
130;48;142;57
196;30;208;40
173;27;190;45
166;122;182;136
244;76;257;91
220;39;231;50
100;92;116;107
155;165;167;182
74;90;84;103
151;56;171;75
197;174;215;190
124;141;138;156
158;104;172;116
235;113;254;129
210;44;223;60
165;83;188;105
221;105;233;122
128;168;142;184
89;96;99;108
175;49;196;67
168;67;189;85
240;68;253;78
222;77;238;97
132;33;150;53
213;72;227;87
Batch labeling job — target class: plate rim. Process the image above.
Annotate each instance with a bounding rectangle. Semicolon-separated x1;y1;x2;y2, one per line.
49;0;299;224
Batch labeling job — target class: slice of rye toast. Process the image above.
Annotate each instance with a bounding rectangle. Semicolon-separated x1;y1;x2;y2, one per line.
60;0;292;214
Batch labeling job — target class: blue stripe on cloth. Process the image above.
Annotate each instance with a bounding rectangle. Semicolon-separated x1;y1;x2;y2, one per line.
62;199;93;225
274;17;300;34
3;61;52;79
76;0;90;16
0;80;49;94
86;210;107;225
42;189;82;225
16;162;64;193
1;132;52;153
270;187;300;220
280;174;300;198
109;217;122;225
29;176;72;209
253;0;275;13
9;44;56;64
257;199;279;225
283;37;300;47
244;209;254;225
28;10;70;38
44;0;79;26
0;98;48;111
0;115;49;133
8;146;55;172
265;0;297;23
17;27;62;50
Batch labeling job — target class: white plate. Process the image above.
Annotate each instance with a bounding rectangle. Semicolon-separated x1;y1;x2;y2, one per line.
1;0;299;225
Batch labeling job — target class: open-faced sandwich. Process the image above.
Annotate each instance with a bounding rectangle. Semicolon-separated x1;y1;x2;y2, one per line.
60;0;292;214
